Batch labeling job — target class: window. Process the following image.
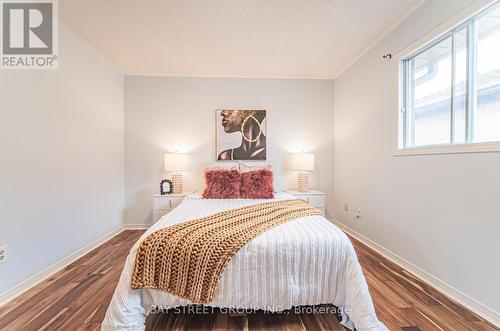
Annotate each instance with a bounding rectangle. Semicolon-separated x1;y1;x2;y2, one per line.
400;1;500;150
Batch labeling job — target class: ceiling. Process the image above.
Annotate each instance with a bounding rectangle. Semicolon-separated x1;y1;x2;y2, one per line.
60;0;422;78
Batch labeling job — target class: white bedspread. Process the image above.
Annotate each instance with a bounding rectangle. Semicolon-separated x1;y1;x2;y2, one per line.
102;193;387;331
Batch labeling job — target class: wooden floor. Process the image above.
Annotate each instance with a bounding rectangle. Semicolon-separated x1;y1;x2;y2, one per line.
0;230;497;331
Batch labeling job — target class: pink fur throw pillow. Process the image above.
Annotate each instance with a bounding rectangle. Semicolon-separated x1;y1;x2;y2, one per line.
240;169;275;199
202;169;241;199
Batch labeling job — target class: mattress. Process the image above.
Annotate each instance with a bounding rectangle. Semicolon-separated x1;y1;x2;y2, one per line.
102;193;387;331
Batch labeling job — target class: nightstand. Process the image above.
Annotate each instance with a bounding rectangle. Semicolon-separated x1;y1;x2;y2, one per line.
285;190;326;216
153;192;191;223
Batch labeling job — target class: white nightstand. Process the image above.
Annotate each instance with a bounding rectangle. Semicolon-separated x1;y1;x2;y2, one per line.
153;192;191;223
285;190;326;216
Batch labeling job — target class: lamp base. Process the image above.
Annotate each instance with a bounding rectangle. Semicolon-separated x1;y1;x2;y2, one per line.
171;173;183;194
297;173;309;192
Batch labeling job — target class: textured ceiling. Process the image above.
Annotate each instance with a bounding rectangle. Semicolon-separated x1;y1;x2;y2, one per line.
60;0;422;78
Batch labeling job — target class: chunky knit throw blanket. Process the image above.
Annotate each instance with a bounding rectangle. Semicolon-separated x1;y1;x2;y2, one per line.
131;199;321;303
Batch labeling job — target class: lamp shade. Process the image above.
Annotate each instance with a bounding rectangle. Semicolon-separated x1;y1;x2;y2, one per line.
291;153;315;171
164;153;188;171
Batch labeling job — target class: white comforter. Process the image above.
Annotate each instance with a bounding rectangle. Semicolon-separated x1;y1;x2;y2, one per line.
102;193;387;331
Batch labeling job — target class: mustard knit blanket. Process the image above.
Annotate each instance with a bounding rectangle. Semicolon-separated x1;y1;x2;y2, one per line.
131;199;321;303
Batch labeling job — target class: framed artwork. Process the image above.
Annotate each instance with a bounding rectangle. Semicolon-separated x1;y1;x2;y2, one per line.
160;179;173;195
215;109;267;161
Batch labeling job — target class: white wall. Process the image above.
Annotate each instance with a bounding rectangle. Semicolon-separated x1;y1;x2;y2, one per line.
124;76;334;224
0;24;125;295
333;0;500;318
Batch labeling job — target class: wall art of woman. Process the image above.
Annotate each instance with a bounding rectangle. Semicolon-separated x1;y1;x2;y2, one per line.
216;109;267;160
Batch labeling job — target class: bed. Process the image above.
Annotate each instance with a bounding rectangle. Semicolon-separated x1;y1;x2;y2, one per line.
102;193;387;331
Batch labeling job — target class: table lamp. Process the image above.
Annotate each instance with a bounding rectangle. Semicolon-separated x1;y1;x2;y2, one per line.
291;153;315;192
164;153;188;194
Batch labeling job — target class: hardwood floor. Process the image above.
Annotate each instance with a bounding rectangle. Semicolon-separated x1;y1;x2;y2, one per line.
0;229;497;330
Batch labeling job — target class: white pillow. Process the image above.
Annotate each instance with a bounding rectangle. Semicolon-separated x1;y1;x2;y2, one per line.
203;162;239;170
239;161;273;172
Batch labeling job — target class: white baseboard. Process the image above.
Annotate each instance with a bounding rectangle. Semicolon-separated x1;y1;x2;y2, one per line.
124;223;150;229
0;224;148;307
331;219;500;327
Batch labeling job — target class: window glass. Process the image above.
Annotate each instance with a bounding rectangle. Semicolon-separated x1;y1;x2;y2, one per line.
409;37;452;147
401;3;500;149
453;28;467;144
474;5;500;143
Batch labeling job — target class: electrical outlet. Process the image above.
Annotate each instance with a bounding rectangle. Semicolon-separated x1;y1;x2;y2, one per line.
0;245;7;264
343;202;349;212
356;209;362;219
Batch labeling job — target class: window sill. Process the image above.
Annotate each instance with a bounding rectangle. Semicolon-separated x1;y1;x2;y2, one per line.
394;142;500;156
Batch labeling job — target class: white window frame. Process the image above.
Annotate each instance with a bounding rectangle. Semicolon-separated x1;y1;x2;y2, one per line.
396;0;500;156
